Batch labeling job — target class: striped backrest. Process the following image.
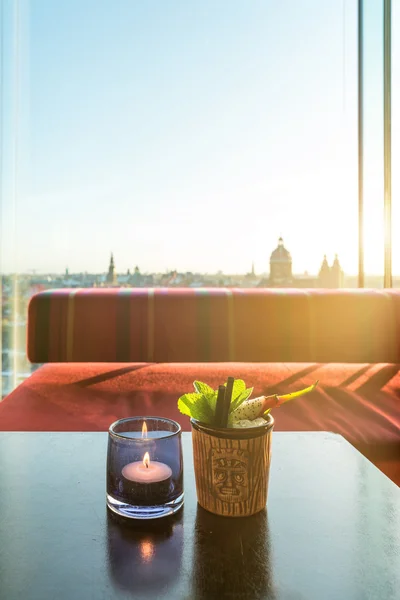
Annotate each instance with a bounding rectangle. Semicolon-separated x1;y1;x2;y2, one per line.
27;288;400;363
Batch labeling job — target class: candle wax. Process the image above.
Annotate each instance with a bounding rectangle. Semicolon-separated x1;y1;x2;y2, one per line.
121;460;172;505
122;461;172;484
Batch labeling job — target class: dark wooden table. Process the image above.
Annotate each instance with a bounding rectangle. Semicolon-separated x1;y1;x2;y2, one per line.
0;432;399;600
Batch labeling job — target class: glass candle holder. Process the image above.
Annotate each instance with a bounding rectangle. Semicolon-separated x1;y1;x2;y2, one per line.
107;417;184;520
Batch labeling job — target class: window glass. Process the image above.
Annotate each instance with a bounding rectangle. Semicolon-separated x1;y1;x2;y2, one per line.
0;1;365;396
361;0;384;286
393;1;400;287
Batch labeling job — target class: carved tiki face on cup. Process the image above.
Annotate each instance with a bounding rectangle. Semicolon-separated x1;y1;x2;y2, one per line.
211;447;249;502
191;414;274;517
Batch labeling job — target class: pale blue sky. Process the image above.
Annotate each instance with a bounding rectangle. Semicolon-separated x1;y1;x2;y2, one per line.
1;0;398;275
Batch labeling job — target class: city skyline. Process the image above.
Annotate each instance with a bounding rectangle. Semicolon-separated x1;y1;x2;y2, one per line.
3;248;398;278
0;236;358;277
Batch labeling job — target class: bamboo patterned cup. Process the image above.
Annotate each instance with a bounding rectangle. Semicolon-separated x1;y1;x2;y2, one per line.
191;414;274;517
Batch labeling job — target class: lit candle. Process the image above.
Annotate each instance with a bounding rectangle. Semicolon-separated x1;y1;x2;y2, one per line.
121;421;156;448
139;420;156;452
121;452;172;505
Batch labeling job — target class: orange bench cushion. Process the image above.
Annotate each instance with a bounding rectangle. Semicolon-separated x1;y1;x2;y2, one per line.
1;362;399;483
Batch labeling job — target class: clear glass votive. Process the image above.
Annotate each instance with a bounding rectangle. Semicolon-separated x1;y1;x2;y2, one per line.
107;417;184;520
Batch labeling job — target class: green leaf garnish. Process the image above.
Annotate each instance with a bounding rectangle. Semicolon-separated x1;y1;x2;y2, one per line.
177;392;214;422
177;378;318;425
229;387;253;412
226;378;245;399
178;379;251;425
177;393;201;417
193;381;214;396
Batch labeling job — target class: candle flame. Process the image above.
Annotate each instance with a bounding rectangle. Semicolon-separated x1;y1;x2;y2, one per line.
142;421;148;438
143;452;150;469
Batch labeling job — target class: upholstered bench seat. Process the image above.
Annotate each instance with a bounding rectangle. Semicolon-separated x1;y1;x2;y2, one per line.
1;288;399;485
1;361;399;483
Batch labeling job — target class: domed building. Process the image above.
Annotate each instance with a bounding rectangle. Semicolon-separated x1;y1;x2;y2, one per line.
269;237;293;286
257;237;343;288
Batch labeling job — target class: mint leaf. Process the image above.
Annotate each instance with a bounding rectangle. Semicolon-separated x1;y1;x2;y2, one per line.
178;379;254;425
230;387;253;412
193;380;214;396
204;390;218;414
177;393;202;417
190;396;214;423
227;379;246;400
193;380;218;418
177;391;215;424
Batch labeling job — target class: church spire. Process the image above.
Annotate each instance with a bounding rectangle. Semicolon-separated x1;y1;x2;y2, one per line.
331;254;343;287
106;253;117;285
319;254;329;274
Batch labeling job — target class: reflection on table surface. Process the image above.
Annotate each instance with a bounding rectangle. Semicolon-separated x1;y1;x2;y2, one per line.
107;510;184;594
191;506;276;599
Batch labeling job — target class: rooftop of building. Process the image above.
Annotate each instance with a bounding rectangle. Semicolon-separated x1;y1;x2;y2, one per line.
270;237;292;263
